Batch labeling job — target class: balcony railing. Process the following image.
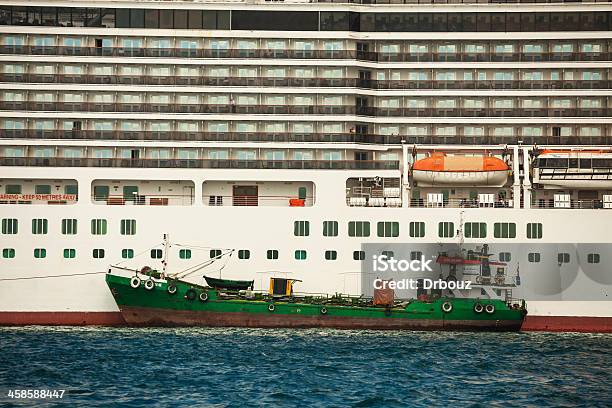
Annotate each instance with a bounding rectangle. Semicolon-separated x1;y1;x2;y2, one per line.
531;199;611;209
2;74;610;90
1;131;609;146
1;102;610;117
0;46;356;59
0;157;400;170
1;45;610;63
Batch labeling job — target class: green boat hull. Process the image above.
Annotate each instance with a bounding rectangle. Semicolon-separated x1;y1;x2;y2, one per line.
106;274;526;331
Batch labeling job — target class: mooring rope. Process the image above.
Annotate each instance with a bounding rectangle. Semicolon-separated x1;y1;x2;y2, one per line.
0;271;108;281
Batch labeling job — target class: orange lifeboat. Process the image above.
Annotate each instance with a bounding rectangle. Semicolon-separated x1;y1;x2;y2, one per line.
412;153;509;187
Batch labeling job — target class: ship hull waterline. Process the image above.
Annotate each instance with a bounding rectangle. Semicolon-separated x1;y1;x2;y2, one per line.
117;305;522;331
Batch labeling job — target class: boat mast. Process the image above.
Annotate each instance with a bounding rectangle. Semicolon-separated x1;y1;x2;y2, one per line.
162;233;169;277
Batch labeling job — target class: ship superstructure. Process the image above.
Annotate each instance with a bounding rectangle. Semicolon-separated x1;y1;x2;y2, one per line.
0;0;611;331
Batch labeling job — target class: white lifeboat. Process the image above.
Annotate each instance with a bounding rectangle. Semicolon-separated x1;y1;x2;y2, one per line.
533;150;612;189
412;152;509;187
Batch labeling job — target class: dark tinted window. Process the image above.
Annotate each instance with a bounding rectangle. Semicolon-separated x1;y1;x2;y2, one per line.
130;9;144;28
116;9;129;28
232;11;317;31
188;10;202;29
174;9;188;29
321;12;350;31
159;10;173;29
144;9;158;28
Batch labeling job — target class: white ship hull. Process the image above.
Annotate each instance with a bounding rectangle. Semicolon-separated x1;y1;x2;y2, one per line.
1;166;611;332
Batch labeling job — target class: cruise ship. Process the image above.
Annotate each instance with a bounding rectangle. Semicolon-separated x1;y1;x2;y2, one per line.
0;0;611;332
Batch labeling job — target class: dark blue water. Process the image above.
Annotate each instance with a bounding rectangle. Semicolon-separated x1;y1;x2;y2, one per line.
0;328;610;407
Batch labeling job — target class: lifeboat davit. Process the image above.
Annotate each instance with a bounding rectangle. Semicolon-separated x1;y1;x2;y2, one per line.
412;153;510;187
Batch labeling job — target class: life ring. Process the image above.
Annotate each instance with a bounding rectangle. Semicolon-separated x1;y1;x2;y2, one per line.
485;304;495;314
268;303;275;312
167;285;177;295
199;292;209;302
320;307;328;315
441;301;453;313
184;288;197;301
144;279;155;291
474;303;484;313
130;276;141;288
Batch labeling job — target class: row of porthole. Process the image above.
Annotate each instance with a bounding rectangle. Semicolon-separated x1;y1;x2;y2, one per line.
1;248;602;264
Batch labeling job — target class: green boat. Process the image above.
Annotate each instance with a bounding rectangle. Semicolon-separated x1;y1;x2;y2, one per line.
105;270;527;331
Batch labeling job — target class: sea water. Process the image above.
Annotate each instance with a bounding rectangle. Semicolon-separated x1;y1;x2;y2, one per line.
0;327;610;407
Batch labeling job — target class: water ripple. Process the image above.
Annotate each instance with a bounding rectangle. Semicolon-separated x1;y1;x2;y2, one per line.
0;327;610;407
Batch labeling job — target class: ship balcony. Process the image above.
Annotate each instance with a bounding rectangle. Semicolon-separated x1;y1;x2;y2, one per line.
0;46;356;60
4;74;611;91
0;157;400;170
356;50;612;63
92;180;195;206
203;181;315;207
346;177;402;208
2;130;609;146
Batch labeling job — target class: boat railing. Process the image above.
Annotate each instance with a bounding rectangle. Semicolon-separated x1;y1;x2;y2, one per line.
92;194;195;206
531;199;611;209
411;198;513;209
203;194;315;207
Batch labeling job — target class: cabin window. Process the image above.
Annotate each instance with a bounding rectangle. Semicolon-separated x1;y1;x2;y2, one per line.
494;222;516;238
348;221;370;237
122;249;134;259
409;222;425;238
1;218;18;234
499;252;511;262
2;248;15;258
34;248;46;259
587;253;600;264
528;253;540;263
294;221;310;236
151;249;163;259
410;251;423;261
65;185;78;195
93;185;109;200
298;187;307;200
179;249;192;259
267;250;279;260
382;250;394;259
5;184;21;194
557;253;570;264
91;219;107;235
465;222;486;238
63;248;76;259
238;249;250;260
61;219;77;235
527;223;543;239
31;219;48;234
93;249;105;259
438;222;455;238
121;219;136;235
294;250;307;260
323;221;338;237
35;184;51;194
377;221;399;238
325;250;337;261
353;250;365;261
210;249;221;259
